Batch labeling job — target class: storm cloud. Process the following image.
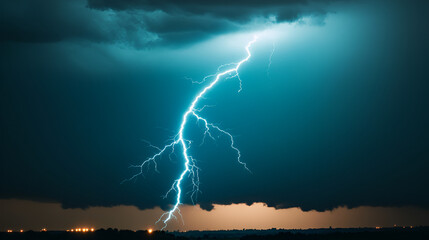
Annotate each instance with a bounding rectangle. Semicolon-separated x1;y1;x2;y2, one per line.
1;0;338;47
1;0;428;214
86;0;333;22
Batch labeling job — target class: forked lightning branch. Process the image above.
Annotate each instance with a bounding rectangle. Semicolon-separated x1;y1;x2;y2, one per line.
123;37;257;230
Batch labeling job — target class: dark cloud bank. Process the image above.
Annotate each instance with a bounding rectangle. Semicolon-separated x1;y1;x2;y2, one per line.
1;0;429;213
1;0;337;47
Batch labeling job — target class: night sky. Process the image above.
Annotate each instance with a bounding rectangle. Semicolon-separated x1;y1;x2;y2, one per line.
1;0;429;231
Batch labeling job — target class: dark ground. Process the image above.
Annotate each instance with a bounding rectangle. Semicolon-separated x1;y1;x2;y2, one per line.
0;227;428;240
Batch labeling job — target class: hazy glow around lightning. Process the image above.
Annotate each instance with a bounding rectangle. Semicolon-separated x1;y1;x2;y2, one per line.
124;36;257;230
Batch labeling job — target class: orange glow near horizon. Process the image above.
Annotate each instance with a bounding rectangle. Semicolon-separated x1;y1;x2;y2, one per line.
148;228;153;234
1;199;429;231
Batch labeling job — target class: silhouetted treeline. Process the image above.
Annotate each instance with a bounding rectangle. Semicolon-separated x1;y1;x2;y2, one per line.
1;227;428;240
240;227;429;240
0;228;187;240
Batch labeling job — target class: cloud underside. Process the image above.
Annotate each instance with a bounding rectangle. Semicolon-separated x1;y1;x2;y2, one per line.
1;0;333;47
2;0;429;214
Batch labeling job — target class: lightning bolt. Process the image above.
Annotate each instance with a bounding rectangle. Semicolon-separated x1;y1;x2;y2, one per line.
124;36;257;230
267;42;276;78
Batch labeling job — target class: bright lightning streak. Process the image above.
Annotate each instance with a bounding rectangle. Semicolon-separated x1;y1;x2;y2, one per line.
124;36;257;230
267;42;276;78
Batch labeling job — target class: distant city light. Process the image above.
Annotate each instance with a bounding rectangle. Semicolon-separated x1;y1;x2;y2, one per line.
41;228;47;232
68;227;95;233
20;229;24;233
148;228;153;234
7;230;12;233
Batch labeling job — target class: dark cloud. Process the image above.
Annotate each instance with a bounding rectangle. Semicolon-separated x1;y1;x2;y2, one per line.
0;0;157;47
1;0;338;47
87;0;332;22
1;0;428;214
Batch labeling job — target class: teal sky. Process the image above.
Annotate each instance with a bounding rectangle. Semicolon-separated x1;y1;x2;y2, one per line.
1;0;428;230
